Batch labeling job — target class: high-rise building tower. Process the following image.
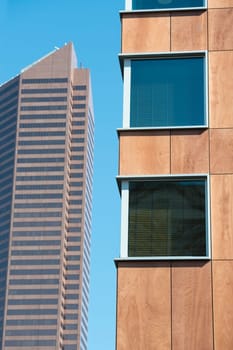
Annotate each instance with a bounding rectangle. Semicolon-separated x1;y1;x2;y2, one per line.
116;1;233;349
0;43;94;350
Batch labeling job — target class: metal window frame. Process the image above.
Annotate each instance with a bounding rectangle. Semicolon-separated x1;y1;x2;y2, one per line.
120;51;208;130
124;0;207;11
117;174;211;260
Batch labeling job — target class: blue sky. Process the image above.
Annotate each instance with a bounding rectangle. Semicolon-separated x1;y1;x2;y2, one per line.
0;1;124;349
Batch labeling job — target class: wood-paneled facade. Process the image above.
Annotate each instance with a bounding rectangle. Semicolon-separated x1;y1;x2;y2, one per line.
116;2;233;349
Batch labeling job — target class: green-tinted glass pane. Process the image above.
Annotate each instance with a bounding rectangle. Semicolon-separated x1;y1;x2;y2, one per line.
130;57;205;127
132;0;204;10
128;180;206;257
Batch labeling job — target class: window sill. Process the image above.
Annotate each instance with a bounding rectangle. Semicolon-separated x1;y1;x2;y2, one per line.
115;256;211;267
120;8;207;15
117;125;208;133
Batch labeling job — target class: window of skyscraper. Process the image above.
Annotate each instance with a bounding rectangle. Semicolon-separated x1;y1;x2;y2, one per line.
125;54;207;128
131;0;205;10
121;176;209;258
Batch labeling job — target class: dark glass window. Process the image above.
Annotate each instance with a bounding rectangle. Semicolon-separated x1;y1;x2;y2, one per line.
64;323;77;330
14;211;62;218
8;298;58;305
73;112;85;117
17;158;64;164
19;122;66;128
18;140;65;146
67;237;81;242
67;246;81;252
17;149;64;155
14;203;62;210
72;138;85;143
132;0;205;10
6;319;57;326
130;56;206;127
63;334;77;340
16;175;64;181
9;278;59;285
10;259;59;265
19;130;65;137
22;77;68;84
73;85;86;91
69;200;82;205
68;227;81;233
15;193;63;199
21;88;67;94
11;249;60;256
72;129;85;135
128;178;207;257
20;113;66;119
73;104;86;109
69;182;83;188
15;184;63;191
21;96;67;102
6;329;57;336
20;105;67;111
12;241;60;247
16;166;64;172
72;121;85;126
64;313;78;319
63;344;77;350
70;165;83;170
73;95;86;100
13;220;62;226
5;340;56;347
71;146;84;152
9;289;58;295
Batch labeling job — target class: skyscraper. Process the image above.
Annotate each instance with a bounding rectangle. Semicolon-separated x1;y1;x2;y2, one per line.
0;43;94;350
116;1;233;349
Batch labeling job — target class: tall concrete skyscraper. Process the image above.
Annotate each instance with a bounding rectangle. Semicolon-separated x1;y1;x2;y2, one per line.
116;1;233;349
0;43;94;350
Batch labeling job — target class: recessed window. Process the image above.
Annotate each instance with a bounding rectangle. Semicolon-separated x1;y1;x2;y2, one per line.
124;54;207;128
120;176;209;258
131;0;205;10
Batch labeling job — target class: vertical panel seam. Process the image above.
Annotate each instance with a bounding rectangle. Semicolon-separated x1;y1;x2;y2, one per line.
211;261;215;350
207;4;215;349
170;262;173;350
170;12;172;52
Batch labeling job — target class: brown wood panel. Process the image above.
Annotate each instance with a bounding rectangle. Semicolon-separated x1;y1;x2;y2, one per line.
171;11;207;51
172;262;213;350
119;131;170;175
116;262;171;350
213;261;233;349
211;175;233;259
208;9;233;50
209;51;233;128
210;129;233;174
171;130;209;174
208;0;233;8
121;13;170;53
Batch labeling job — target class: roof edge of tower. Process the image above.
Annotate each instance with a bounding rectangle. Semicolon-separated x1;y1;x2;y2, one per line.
21;42;74;74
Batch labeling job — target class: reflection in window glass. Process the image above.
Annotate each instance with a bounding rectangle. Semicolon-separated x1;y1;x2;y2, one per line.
130;56;205;127
132;0;204;10
128;179;207;257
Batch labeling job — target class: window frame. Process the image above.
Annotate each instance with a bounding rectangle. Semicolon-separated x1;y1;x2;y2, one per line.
124;0;207;12
120;51;208;130
118;174;210;260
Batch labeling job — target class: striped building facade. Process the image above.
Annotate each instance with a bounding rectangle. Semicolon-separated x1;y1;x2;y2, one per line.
0;43;94;350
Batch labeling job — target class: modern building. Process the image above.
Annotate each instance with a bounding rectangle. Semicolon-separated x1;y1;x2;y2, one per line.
116;1;233;349
0;43;94;350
